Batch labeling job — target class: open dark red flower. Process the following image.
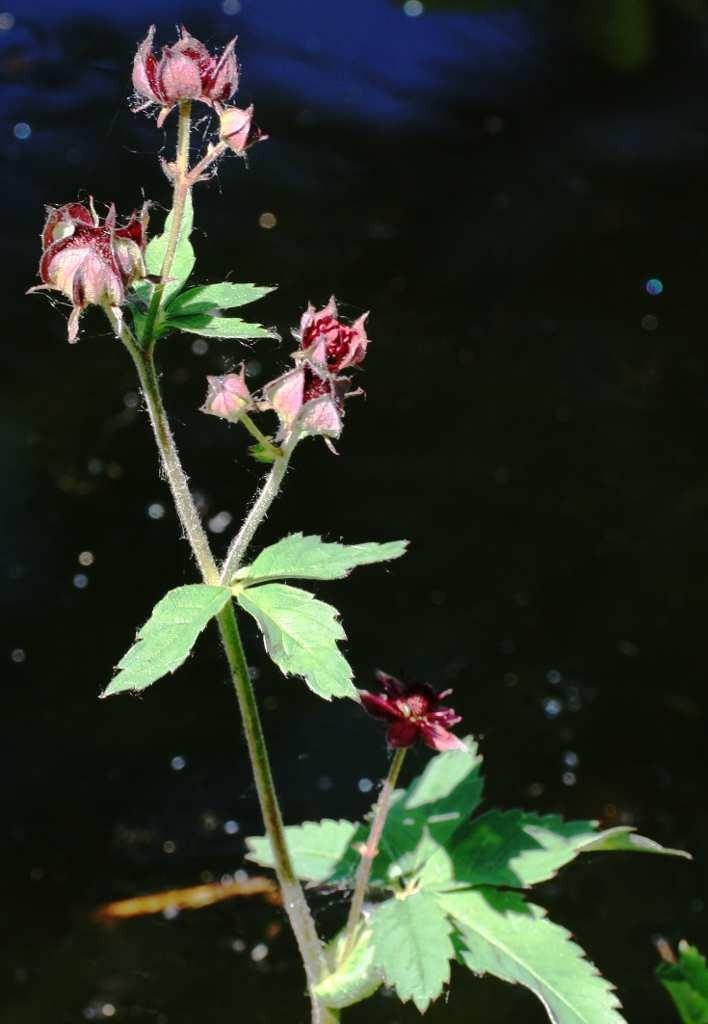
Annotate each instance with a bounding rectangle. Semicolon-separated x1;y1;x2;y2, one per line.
359;671;466;752
132;25;239;126
28;199;148;342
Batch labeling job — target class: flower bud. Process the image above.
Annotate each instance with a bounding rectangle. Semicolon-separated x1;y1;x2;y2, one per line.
297;296;369;373
29;200;148;342
201;367;253;421
263;365;344;442
219;105;268;155
132;25;239;125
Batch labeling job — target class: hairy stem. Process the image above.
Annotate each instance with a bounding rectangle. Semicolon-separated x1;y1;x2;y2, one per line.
118;99;333;1022
119;322;331;1020
121;326;218;583
141;99;193;351
187;139;228;185
220;437;296;582
216;602;332;1009
342;747;408;960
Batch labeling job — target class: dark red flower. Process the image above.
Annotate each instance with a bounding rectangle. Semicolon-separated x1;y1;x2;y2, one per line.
359;671;466;752
298;296;368;373
28;199;148;342
263;297;368;444
132;25;239;126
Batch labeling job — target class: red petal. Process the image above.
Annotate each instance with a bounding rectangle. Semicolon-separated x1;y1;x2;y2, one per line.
374;670;406;698
419;721;467;752
387;720;419;748
359;690;399;722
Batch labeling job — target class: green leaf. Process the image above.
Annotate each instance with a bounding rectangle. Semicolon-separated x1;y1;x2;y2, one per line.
236;583;356;700
378;739;485;882
165;282;275;317
143;193;196;303
371;890;454;1012
657;942;708;1024
442;888;626;1024
245;819;359;882
237;533;409;584
102;584;231;697
314;927;382;1009
163;313;277;340
418;812;689;891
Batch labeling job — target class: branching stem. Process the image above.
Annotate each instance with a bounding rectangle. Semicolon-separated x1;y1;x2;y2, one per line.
114;99;333;1023
220;434;297;582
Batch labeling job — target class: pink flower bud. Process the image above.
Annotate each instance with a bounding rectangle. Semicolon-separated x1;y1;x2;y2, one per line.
132;25;239;124
29;200;148;342
262;299;370;445
219;105;268;155
263;365;345;442
297;296;369;373
201;367;253;421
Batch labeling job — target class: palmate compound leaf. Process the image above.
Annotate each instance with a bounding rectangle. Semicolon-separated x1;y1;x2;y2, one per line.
236;583;357;700
656;941;708;1024
164;281;275;317
367;736;485;883
245;740;484;889
236;533;409;585
370;889;454;1012
441;887;627;1024
417;810;691;891
102;584;231;697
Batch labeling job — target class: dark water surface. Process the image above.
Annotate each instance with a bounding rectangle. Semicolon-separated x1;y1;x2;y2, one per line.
1;2;707;1021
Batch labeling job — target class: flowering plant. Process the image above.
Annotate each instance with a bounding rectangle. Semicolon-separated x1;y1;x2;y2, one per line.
30;24;690;1024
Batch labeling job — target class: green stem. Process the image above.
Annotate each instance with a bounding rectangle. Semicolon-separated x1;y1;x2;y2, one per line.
141;99;193;351
121;326;217;583
341;747;408;960
239;411;283;458
220;435;297;583
119;322;332;1022
216;603;332;1005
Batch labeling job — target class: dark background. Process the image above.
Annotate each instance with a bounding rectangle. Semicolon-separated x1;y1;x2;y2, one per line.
1;0;706;1021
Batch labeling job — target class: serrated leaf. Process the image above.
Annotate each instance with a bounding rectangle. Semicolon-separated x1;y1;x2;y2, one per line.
102;584;231;696
143;193;196;303
236;583;356;700
580;826;690;859
442;888;626;1024
164;313;276;340
371;890;454;1012
165;282;275;317
657;941;708;1024
378;739;485;881
245;819;359;882
418;812;689;891
314;927;382;1009
237;533;409;584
